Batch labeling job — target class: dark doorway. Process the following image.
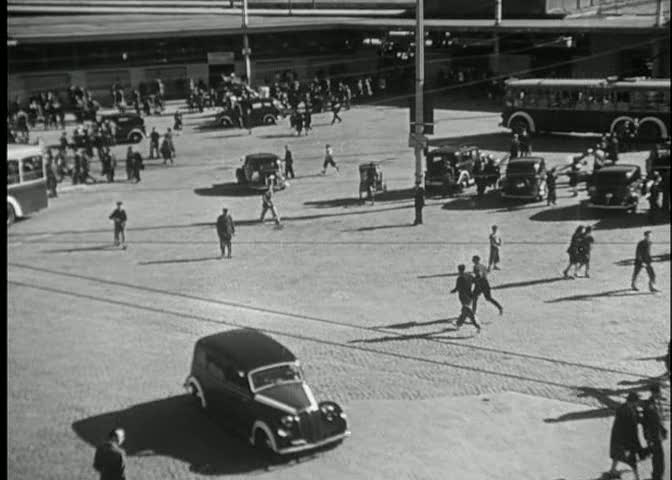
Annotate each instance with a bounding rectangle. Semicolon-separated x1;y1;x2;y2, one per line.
209;64;235;89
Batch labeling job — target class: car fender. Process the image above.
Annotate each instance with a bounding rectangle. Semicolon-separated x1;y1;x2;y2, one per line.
506;111;536;133
184;376;207;409
250;420;277;452
7;196;23;218
639;116;668;139
609;115;634;134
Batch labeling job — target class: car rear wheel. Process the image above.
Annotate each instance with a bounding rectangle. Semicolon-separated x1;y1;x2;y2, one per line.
7;203;16;226
129;132;143;144
220;117;233;128
263;114;277;125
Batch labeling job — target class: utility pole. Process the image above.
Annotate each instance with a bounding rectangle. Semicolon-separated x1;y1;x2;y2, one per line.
493;0;502;74
242;0;252;84
656;0;664;27
413;0;425;188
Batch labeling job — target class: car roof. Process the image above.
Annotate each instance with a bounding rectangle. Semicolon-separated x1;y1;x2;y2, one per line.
596;164;639;173
196;329;296;371
246;153;279;161
7;144;42;160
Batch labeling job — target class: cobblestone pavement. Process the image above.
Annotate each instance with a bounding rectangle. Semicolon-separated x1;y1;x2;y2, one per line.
8;103;670;479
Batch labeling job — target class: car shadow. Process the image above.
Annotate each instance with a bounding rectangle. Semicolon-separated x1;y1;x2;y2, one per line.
304;188;416;209
194;183;261;197
441;192;503;210
529;204;658;230
72;394;324;476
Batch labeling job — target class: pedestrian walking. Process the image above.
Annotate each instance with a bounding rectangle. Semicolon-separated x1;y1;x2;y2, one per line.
645;171;662;224
161;134;173;165
93;428;127;480
413;185;425;225
46;158;58;197
260;179;281;225
605;392;643;480
563;226;585;278
132;151;143;183
471;255;503;316
631;230;658;292
125;147;134;180
487;225;502;271
546;167;557;205
576;226;594;277
607;133;619;163
173;110;183;131
303;103;312;134
641;384;667;480
519;128;531;156
321;144;339;175
216;207;235;258
330;96;343;125
568;152;585;197
149;127;160;159
509;134;520;159
109;201;127;249
450;264;481;332
284;145;295;179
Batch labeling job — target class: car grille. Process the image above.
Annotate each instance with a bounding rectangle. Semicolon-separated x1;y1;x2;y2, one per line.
298;411;325;443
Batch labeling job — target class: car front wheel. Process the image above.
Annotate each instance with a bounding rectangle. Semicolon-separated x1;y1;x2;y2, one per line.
7;203;16;226
129;132;143;144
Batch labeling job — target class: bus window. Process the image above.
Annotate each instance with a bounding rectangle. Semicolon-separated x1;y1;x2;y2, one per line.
559;90;571;107
22;156;44;182
616;91;630;103
8;160;20;185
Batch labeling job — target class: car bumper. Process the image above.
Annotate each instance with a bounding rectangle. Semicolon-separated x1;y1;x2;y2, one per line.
276;431;351;455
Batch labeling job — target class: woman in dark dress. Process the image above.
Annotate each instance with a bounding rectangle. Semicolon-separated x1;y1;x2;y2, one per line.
563;226;585;278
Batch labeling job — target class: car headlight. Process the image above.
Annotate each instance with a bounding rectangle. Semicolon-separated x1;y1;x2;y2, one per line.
320;402;341;422
280;415;298;429
588;186;596;194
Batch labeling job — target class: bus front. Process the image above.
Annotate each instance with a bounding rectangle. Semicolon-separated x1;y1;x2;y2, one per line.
7;144;49;226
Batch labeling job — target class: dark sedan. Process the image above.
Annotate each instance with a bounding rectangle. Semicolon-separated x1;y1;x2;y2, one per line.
586;164;643;212
184;329;350;456
500;156;547;201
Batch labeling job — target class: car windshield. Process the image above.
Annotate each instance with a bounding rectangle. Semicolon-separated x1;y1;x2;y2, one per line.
249;157;277;169
250;363;303;391
595;170;636;184
507;162;537;175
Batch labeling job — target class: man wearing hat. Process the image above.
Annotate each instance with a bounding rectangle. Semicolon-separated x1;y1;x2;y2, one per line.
641;384;667;480
93;428;127;480
109;202;127;249
216;207;235;259
632;230;658;292
606;392;643;480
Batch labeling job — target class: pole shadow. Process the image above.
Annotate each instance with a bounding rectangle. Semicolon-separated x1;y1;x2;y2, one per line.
545;288;654;303
614;253;670;266
138;256;222;266
41;244;118;253
71;394;310;476
491;276;567;291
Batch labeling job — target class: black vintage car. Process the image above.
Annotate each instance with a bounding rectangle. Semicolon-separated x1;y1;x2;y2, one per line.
94;111;146;143
424;145;478;196
184;329;350;455
215;99;282;128
236;153;287;191
586;164;643;212
499;156;547;201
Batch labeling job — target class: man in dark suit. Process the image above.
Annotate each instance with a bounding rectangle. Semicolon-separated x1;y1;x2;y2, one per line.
93;428;127;480
284;145;295;179
631;230;658;292
216;207;235;258
109;201;127;249
450;264;480;332
641;384;667;480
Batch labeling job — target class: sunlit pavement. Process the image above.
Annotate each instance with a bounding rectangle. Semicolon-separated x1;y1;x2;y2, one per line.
8;101;670;479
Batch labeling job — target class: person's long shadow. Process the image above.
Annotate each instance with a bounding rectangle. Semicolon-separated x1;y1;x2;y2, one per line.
491;276;567;290
417;272;459;279
614;253;670;266
194;183;260;197
545;288;654;303
375;317;459;330
72;394;317;475
138;256;222;266
349;324;476;343
347;223;413;232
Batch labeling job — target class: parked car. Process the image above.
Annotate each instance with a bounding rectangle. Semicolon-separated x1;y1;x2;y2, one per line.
586;163;643;212
184;329;350;455
94;111;146;143
499;156;547;201
236;153;287;191
424;144;479;196
215;99;282;128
